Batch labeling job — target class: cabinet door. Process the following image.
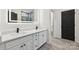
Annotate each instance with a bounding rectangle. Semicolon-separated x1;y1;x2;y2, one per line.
39;30;47;47
27;38;33;50
33;33;39;50
33;38;39;49
23;35;33;50
43;30;48;43
0;44;5;50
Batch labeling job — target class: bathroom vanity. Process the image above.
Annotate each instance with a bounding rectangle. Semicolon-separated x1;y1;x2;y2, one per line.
0;9;48;50
0;28;48;50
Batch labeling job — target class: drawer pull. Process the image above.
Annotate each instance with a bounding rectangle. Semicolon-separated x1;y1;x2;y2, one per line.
24;44;26;46
35;39;37;40
20;45;23;47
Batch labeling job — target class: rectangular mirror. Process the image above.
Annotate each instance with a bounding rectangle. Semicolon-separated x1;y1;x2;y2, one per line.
21;9;34;23
8;9;34;23
8;9;18;23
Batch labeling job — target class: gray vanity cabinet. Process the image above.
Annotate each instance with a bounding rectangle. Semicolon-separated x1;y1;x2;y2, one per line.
32;30;48;49
5;35;33;50
0;30;48;50
38;30;48;47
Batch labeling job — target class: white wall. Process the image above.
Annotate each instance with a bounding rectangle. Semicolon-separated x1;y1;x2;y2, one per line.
39;9;51;39
75;9;79;43
53;10;61;38
50;11;54;32
53;9;79;43
39;9;50;29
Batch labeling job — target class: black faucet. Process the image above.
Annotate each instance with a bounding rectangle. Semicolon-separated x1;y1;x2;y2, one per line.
16;28;19;33
36;26;38;30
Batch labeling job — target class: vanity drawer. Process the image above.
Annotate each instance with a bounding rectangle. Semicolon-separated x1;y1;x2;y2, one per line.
7;42;27;50
5;35;31;49
33;33;38;39
5;38;24;49
7;35;33;50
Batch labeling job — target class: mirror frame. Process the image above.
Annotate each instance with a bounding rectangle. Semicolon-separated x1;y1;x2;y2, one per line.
8;9;18;23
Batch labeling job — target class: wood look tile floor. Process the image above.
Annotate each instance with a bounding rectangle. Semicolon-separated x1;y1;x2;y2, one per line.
39;38;79;50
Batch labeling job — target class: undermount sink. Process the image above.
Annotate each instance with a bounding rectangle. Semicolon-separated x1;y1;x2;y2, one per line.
1;32;27;42
10;32;26;35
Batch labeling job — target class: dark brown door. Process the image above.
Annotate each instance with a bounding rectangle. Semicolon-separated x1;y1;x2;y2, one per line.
61;9;75;41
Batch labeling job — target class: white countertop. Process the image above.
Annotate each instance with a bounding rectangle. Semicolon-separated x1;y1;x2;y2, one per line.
1;28;47;42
